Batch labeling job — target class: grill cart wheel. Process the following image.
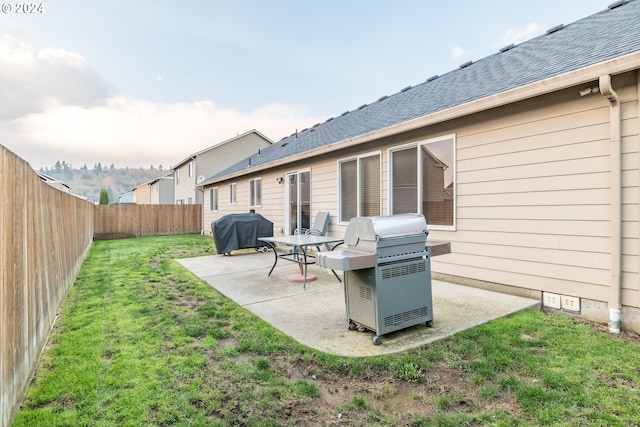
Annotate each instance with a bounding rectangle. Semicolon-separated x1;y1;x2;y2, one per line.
261;246;269;253
348;321;357;330
372;336;382;345
426;320;434;328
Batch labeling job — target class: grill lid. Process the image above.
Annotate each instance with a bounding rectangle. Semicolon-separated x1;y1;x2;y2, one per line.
344;214;427;246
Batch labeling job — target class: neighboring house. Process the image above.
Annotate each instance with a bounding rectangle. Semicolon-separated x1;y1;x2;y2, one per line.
37;172;70;193
132;180;152;204
172;129;273;208
118;191;134;205
200;1;640;332
131;172;175;205
149;173;175;205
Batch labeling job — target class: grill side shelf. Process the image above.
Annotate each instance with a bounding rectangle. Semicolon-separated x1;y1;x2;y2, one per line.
315;249;376;271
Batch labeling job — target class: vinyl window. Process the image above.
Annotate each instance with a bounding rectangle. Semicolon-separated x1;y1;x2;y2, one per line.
249;178;261;208
389;134;455;229
229;183;237;205
210;188;218;211
338;152;381;223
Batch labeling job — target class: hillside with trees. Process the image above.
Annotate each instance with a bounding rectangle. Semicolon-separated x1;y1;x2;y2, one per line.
39;161;168;204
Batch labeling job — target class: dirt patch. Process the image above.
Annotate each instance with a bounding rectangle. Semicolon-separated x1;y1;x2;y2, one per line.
93;233;136;240
268;356;511;424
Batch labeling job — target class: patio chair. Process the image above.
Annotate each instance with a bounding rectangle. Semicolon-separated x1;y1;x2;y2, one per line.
292;211;331;257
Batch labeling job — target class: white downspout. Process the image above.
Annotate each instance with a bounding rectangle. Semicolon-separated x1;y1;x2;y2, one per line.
599;74;622;334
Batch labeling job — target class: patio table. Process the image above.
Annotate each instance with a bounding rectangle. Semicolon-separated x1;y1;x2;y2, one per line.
259;235;344;289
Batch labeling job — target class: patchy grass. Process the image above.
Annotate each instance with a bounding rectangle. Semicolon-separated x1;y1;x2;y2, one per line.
13;234;640;426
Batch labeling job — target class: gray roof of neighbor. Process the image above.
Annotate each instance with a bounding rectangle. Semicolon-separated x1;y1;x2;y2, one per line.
209;0;640;182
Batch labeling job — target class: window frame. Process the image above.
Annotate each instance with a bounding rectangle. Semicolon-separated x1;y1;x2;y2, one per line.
210;187;219;211
249;177;262;208
229;182;237;205
387;134;456;231
337;151;382;224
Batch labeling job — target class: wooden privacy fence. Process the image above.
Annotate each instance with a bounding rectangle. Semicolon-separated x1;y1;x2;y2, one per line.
93;204;202;239
1;146;94;427
1;145;204;426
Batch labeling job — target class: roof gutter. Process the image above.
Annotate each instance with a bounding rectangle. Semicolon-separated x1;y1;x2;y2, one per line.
599;74;622;334
204;51;640;185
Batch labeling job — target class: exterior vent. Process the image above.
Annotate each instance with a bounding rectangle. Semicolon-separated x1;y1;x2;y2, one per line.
381;261;425;279
359;285;373;301
325;117;333;122
608;0;629;9
341;111;349;116
459;60;472;69
426;74;438;82
546;24;564;34
384;307;429;328
499;43;514;53
358;104;367;110
378;95;388;101
400;85;412;92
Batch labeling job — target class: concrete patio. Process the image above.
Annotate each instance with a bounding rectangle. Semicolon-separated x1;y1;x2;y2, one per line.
177;251;540;357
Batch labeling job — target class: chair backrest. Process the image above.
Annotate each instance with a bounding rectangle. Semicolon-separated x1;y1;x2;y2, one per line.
311;211;330;236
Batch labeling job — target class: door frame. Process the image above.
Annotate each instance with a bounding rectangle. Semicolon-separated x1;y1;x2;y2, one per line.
284;168;311;235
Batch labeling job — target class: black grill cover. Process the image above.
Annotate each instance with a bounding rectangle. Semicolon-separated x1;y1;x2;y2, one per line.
212;213;273;254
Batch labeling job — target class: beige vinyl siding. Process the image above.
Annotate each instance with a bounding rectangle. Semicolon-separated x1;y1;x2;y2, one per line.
431;75;639;308
310;161;341;233
201;73;640;313
133;184;151;204
178;131;272;214
621;77;640;307
174;163;194;204
204;163;342;238
197;133;271;180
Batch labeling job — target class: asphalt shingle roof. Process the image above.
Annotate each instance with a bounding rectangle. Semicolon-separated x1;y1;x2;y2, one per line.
210;0;640;182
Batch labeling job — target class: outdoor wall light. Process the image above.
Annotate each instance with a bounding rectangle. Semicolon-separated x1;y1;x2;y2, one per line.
276;177;284;184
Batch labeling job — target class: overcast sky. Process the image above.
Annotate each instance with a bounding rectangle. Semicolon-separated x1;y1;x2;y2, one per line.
1;0;612;170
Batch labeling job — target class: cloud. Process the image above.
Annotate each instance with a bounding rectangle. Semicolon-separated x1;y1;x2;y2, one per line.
497;23;542;48
7;96;324;169
451;45;467;60
0;31;112;120
0;30;324;169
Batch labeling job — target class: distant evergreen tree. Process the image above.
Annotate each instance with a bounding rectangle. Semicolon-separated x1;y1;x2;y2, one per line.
99;188;109;205
55;160;62;171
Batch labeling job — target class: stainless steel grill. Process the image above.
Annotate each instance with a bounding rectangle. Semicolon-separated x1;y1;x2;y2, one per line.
316;213;450;345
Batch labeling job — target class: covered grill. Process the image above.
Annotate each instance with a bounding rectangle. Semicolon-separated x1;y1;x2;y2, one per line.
316;213;449;345
212;213;273;255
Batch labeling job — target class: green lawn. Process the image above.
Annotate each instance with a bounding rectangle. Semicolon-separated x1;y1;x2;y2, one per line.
13;235;640;426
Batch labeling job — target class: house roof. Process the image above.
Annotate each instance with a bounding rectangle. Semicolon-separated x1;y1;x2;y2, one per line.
172;129;273;170
37;171;71;189
131;171;173;192
207;0;640;184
